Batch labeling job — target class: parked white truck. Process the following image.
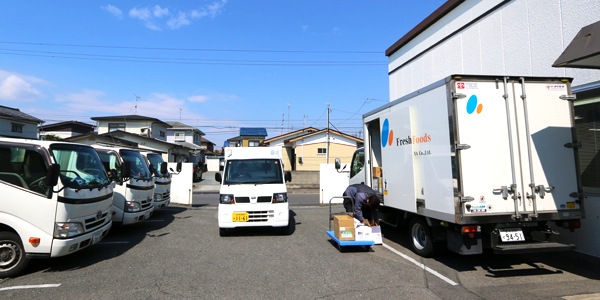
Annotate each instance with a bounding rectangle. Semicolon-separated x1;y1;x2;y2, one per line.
140;151;171;210
0;138;113;277
343;75;584;257
216;147;293;236
94;147;154;225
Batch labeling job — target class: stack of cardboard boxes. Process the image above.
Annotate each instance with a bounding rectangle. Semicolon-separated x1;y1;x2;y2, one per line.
333;215;382;244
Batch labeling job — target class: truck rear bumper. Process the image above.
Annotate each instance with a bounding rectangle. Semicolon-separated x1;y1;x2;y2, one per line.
493;242;575;254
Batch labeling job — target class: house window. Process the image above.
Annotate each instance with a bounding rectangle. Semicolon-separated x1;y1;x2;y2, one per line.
194;134;199;143
174;131;185;141
11;124;23;133
248;140;260;147
159;131;165;138
317;148;326;155
108;123;125;132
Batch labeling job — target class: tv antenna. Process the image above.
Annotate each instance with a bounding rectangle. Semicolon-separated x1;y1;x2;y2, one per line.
134;94;141;114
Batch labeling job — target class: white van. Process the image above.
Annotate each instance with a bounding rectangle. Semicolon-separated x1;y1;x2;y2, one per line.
216;147;292;236
0;138;112;278
140;151;172;210
94;147;154;225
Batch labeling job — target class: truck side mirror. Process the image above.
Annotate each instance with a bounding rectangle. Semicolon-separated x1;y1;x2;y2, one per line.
160;162;168;175
335;158;341;170
148;164;156;176
285;171;292;182
121;161;131;179
215;172;222;183
176;162;182;173
45;163;60;187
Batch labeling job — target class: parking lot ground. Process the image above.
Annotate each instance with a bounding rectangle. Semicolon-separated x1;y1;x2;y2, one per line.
1;205;599;299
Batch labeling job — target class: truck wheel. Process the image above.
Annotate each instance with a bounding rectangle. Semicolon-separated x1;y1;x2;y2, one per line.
409;218;435;257
0;232;30;278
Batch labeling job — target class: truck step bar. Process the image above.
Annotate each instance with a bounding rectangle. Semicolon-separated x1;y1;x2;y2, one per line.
493;242;574;254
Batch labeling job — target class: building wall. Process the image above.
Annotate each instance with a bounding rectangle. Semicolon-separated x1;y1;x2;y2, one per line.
388;0;600;101
242;136;265;147
97;120;168;141
0;119;38;139
295;142;357;171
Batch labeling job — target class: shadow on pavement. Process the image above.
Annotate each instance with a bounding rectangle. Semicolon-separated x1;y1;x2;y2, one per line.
219;210;297;237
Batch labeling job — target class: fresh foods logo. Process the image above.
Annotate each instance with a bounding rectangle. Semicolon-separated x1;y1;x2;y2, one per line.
466;95;483;114
381;118;394;148
381;118;432;147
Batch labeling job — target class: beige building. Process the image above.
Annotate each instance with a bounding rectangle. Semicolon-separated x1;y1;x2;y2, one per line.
265;128;362;171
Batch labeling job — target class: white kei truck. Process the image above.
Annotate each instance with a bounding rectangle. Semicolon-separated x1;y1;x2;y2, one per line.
140;151;171;210
216;147;293;236
343;75;584;257
94;147;155;225
0;138;113;278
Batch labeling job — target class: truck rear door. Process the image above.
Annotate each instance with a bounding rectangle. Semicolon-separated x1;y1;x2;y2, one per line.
454;76;580;220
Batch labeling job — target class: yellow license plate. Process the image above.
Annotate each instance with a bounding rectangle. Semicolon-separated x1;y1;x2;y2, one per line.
232;213;249;222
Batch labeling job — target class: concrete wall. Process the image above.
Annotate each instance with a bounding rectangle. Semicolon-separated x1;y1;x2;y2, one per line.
319;164;350;205
286;170;319;190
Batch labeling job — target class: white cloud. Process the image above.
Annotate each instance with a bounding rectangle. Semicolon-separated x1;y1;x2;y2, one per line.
167;12;191;29
0;73;44;101
101;5;123;19
187;95;209;103
127;1;228;30
153;5;169;18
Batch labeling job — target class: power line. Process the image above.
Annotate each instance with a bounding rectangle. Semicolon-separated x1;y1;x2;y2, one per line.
0;48;387;65
0;41;381;54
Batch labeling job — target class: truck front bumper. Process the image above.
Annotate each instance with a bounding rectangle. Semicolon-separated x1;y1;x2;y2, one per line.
49;221;112;257
218;203;289;228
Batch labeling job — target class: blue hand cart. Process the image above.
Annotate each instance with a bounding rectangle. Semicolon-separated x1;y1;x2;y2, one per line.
327;196;374;252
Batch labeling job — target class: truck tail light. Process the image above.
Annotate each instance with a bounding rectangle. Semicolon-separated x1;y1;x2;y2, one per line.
568;220;581;232
461;226;481;238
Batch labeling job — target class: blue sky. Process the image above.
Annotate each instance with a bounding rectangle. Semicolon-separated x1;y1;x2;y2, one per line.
0;1;445;147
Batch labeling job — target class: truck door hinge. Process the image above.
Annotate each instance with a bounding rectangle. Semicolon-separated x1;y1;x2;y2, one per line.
460;196;475;203
452;92;466;99
559;95;577;101
564;142;582;149
456;144;471;150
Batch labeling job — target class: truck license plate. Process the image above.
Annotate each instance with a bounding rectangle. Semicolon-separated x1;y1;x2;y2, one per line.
499;229;525;242
92;231;103;244
232;213;249;222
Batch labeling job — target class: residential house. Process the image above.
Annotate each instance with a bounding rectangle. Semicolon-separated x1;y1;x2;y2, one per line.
264;128;362;171
89;115;188;162
165;121;206;165
38;121;95;140
226;127;268;147
201;137;216;153
386;0;600;259
0;105;44;139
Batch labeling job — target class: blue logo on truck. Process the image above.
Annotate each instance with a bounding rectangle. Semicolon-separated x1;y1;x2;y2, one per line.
381;118;393;148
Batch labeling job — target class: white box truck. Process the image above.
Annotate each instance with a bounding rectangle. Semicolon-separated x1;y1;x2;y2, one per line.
0;138;113;277
216;147;293;236
343;75;583;257
94;147;155;225
140;151;172;210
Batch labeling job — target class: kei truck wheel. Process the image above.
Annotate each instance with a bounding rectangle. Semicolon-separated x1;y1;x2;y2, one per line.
0;232;30;278
409;218;435;257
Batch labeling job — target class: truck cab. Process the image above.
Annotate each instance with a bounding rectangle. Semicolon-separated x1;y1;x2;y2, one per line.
0;138;113;278
94;147;155;225
140;151;171;210
216;147;292;236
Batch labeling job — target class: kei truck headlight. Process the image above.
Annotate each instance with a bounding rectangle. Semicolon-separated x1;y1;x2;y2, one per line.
220;194;234;204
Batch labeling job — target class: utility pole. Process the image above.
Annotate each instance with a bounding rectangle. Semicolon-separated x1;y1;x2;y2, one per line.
179;108;182;121
326;103;330;164
287;103;291;132
303;115;307;128
281;114;285;134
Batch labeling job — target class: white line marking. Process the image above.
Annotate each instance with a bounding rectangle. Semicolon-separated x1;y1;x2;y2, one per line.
382;243;458;286
97;241;130;244
0;284;61;292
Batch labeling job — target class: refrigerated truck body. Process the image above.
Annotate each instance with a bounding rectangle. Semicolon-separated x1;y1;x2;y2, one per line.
347;75;583;256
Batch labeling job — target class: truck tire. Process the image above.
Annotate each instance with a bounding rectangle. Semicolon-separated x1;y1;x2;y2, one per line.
409;218;435;257
0;232;30;278
219;228;228;237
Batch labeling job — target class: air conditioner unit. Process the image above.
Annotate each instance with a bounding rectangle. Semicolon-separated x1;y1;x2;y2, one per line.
140;128;151;137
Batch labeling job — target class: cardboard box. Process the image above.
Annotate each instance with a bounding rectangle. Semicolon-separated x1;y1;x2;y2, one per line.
334;215;355;241
355;225;372;241
371;226;382;245
372;167;382;178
